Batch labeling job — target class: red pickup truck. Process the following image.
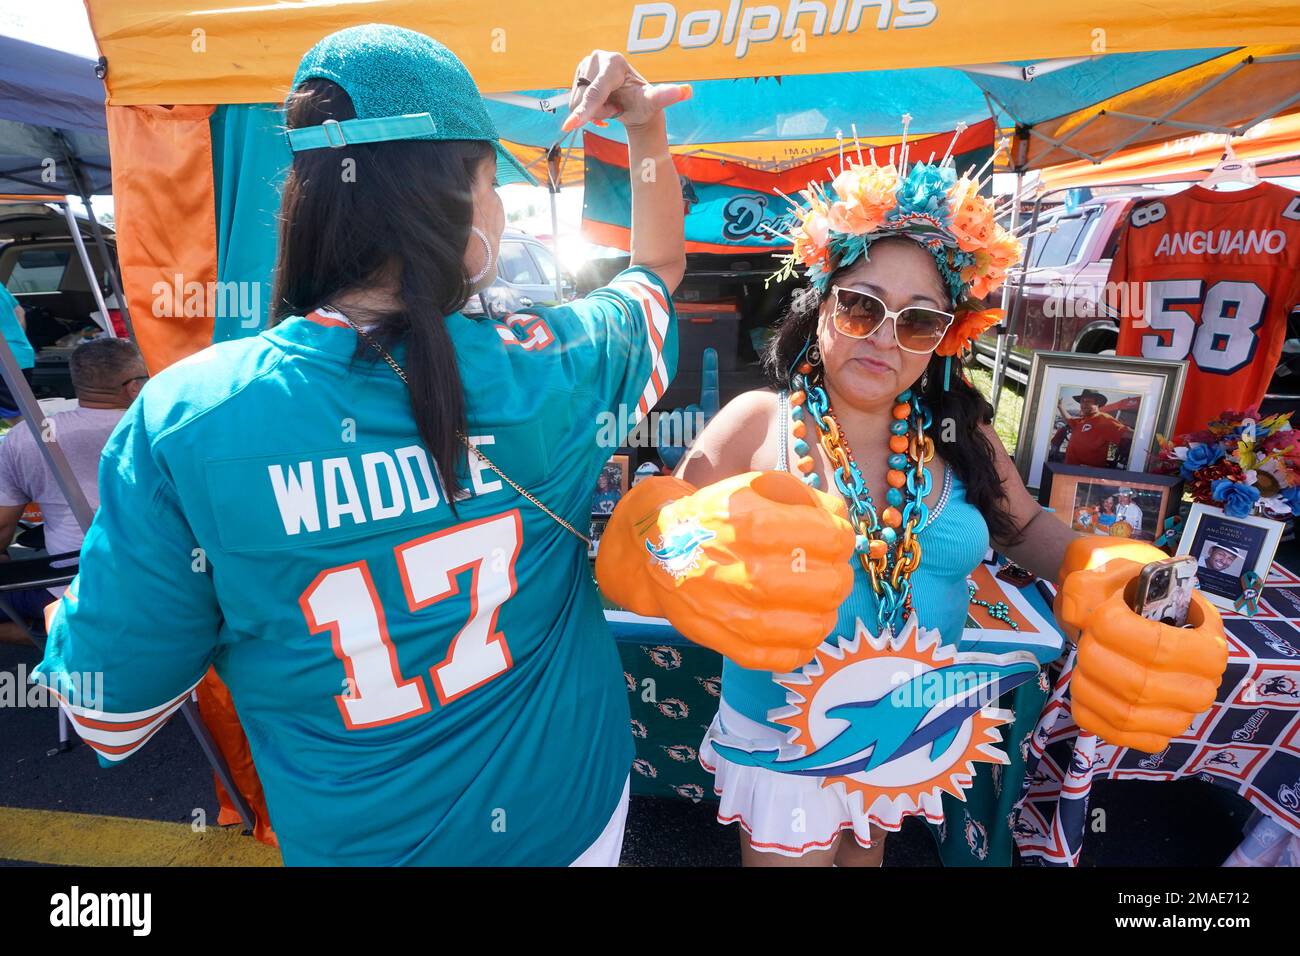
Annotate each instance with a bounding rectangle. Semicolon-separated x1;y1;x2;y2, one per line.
972;195;1131;385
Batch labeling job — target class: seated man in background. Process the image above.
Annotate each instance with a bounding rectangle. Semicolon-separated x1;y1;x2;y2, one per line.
0;337;147;642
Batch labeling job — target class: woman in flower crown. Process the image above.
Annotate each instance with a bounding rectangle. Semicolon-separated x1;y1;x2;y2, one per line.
597;136;1229;867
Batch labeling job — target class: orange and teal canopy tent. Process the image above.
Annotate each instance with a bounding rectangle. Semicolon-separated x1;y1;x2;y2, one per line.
1040;109;1300;190
80;0;1300;370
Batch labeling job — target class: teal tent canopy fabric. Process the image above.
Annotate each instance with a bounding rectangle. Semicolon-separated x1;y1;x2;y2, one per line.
210;104;291;341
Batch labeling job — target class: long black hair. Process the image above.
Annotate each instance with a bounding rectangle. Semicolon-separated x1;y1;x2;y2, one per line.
763;275;1025;548
272;78;494;502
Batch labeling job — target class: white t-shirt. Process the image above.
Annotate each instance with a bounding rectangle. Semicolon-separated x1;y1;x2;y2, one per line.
0;405;125;557
1117;501;1143;533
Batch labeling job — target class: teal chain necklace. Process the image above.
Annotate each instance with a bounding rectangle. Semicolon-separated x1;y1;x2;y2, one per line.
789;354;933;636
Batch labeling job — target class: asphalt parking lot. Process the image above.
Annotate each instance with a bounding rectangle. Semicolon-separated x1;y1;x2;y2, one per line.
0;638;1254;867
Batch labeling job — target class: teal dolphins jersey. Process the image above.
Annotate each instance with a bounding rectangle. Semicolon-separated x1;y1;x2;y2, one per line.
35;267;677;865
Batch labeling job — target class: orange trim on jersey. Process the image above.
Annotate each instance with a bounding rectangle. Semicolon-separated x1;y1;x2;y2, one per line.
80;714;176;757
51;683;194;733
304;309;350;329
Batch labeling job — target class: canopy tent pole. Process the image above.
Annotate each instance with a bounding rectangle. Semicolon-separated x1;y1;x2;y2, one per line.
549;190;561;299
60;203;116;339
547;145;562;301
989;169;1024;417
989;125;1032;417
180;700;258;834
0;341;94;530
56;133;133;339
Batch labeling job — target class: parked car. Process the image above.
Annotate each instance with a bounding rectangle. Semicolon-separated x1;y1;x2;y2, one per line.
0;202;119;399
972;194;1131;385
462;227;577;317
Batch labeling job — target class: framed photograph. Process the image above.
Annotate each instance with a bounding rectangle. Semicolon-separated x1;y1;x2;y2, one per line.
588;516;609;559
592;454;630;517
1014;351;1186;492
1176;503;1285;610
1038;464;1184;543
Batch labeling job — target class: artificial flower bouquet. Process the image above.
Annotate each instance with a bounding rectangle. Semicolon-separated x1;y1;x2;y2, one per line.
1153;405;1300;519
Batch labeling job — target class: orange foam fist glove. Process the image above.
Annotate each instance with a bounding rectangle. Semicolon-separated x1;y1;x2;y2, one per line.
1053;536;1228;753
595;471;856;672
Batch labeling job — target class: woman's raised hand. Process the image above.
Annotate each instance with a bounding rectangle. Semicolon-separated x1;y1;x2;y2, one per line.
561;50;691;132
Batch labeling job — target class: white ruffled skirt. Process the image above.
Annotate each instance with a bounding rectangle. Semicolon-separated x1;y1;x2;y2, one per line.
699;699;892;858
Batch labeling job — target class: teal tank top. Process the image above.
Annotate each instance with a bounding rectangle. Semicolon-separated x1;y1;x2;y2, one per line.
721;391;991;729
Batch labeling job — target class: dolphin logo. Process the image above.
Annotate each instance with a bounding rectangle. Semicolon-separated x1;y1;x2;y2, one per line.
646;524;716;563
646;520;717;580
710;659;1038;777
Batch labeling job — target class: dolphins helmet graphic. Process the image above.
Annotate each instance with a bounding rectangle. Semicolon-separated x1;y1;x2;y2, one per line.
657;698;689;719
646;518;716;580
707;615;1039;829
673;783;705;802
645;645;683;670
963;811;989;860
1260;675;1299;697
696;676;722;697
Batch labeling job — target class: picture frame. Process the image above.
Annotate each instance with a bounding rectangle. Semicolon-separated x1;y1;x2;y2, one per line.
592;454;630;517
1014;351;1186;493
1037;463;1184;544
1175;502;1285;610
588;516;609;559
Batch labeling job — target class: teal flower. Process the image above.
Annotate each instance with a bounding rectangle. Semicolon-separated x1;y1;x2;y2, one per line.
892;163;956;224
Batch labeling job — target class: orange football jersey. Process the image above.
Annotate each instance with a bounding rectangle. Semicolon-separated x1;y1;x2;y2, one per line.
1110;182;1300;435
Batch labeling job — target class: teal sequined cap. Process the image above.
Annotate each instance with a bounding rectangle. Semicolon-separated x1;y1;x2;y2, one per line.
286;23;536;187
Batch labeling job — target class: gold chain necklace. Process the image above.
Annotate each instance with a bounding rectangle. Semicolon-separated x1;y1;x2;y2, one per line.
338;312;591;545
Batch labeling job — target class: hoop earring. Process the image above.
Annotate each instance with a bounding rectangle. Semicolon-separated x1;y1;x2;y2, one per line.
469;226;494;283
807;342;821;367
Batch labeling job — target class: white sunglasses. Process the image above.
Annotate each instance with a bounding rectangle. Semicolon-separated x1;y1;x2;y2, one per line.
828;286;955;355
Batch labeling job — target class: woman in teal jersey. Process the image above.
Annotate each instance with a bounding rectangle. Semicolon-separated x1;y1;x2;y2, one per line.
36;26;705;866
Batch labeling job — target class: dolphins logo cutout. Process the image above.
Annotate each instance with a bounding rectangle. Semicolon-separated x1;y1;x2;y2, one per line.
708;614;1040;828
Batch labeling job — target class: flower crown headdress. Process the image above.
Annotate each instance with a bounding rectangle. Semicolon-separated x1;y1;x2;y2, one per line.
768;117;1027;360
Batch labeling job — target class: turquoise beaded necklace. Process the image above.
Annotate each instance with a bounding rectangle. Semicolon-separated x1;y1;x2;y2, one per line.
789;353;934;636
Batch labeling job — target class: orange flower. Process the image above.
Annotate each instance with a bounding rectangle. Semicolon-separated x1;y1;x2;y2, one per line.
986;224;1023;270
960;250;1000;299
828;162;899;235
947;179;996;253
792;208;832;268
959;228;1022;299
936;307;1004;357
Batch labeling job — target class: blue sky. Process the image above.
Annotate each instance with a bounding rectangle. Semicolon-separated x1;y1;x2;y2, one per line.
0;1;97;56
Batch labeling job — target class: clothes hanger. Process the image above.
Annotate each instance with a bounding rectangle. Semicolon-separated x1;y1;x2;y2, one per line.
1199;137;1260;191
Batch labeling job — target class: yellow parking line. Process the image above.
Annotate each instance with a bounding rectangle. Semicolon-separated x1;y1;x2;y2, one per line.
0;807;282;866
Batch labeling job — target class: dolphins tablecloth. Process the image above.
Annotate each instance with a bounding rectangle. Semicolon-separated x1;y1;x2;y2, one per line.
1013;562;1300;866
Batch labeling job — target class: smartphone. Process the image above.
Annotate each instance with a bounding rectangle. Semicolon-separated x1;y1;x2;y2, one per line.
1132;556;1198;626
